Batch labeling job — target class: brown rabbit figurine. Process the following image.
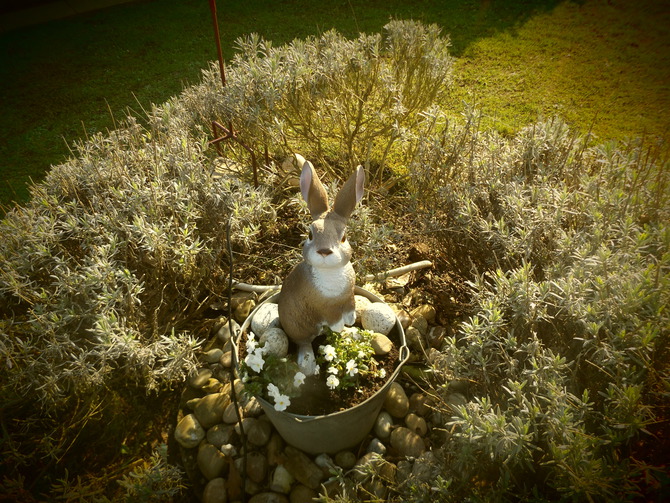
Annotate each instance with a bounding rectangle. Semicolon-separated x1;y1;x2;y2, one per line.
278;156;365;375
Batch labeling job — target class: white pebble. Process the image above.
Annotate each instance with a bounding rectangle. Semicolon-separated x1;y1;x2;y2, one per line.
259;327;289;358
251;302;281;336
361;302;396;335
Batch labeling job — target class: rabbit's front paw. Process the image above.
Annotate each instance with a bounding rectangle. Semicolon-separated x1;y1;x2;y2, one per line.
297;343;318;376
343;309;356;327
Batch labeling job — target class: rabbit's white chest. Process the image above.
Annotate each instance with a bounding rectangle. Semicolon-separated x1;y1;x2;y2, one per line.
311;263;354;298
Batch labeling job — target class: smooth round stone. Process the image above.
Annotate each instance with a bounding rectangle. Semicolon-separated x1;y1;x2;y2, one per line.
198;442;228;480
447;393;467;408
367;437;387;455
220;443;237;457
448;379;469;394
270;464;295;493
251;302;280;336
249;492;288;503
289;484;318;503
363;479;388;500
202;378;223;394
217;319;240;342
314;453;337;475
259;328;289;358
409;393;431;416
219;350;233;368
266;433;284;466
395;309;412;330
202;477;227;503
244;396;264;417
405;413;428;436
411;451;439;482
236;417;272;446
427;326;447;349
207;424;235;447
248;419;273;447
371;333;394;355
410;315;428;336
396;460;412;483
234;299;256;323
361;302;396;335
405;326;425;352
223;402;241;424
189;368;212;389
374;411;393;440
410;304;436;324
174;413;205;449
203;348;224;363
186;397;201;411
354;295;372;323
383;382;409;418
390;427;426;458
282;446;324;490
246;451;269;484
195;392;230;429
334;450;357;469
352;452;384;482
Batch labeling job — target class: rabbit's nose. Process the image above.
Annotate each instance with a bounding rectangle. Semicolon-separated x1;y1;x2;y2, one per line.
317;248;333;257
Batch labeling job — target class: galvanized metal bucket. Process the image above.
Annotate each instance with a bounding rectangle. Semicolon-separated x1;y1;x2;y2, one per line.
232;286;409;454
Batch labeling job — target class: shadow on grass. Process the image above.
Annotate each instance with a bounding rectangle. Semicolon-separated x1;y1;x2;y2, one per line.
0;0;563;209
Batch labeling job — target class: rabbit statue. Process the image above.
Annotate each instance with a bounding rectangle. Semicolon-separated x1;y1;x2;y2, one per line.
278;156;365;375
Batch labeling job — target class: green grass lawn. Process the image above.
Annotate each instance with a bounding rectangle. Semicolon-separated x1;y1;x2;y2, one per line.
1;0;668;207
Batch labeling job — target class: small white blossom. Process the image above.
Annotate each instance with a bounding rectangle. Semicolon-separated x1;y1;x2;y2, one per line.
378;368;386;379
267;383;280;399
346;359;358;377
321;344;336;362
246;335;257;353
245;350;265;373
328;366;338;375
326;375;340;389
273;394;291;412
358;351;365;359
293;372;306;387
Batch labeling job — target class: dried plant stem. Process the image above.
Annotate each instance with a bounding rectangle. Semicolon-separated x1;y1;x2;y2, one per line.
232;261;433;292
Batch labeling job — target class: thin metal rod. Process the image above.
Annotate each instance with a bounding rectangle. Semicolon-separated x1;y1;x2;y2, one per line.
208;0;226;87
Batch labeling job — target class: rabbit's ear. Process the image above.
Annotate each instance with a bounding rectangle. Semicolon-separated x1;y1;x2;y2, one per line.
300;160;329;218
333;165;365;219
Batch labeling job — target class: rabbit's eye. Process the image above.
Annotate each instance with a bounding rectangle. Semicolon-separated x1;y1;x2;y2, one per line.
341;232;346;243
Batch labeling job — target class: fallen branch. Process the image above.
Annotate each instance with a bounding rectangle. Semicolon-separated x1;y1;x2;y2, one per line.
362;260;433;283
231;261;433;292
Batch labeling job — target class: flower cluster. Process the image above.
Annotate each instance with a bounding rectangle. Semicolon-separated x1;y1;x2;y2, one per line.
317;327;386;390
239;332;306;411
240;327;387;410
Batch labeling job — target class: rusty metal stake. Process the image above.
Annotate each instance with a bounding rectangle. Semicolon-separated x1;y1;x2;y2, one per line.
207;0;260;188
208;0;226;88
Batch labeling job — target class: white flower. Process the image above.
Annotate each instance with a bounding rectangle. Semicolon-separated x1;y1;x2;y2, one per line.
267;383;280;399
293;372;306;387
245;350;265;373
326;375;340;390
327;366;338;375
273;394;291;411
358;351;365;359
320;344;337;362
346;359;358;377
378;368;386;379
246;335;257;353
